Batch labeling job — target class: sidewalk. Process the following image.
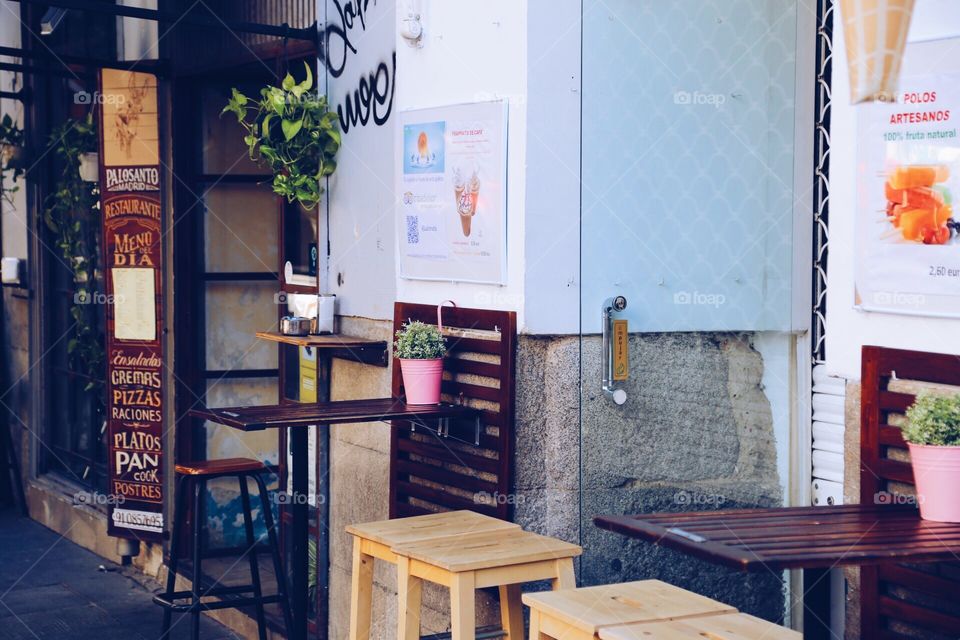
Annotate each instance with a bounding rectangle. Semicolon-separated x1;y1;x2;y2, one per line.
0;509;240;640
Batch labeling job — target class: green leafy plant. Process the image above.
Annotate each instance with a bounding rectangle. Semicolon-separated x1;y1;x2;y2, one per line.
0;112;25;205
43;114;104;395
394;321;446;360
904;392;960;446
221;62;340;209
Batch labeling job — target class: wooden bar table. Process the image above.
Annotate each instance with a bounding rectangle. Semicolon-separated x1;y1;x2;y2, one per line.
594;504;960;640
190;398;480;640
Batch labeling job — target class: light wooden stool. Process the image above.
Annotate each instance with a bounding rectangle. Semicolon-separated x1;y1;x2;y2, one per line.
347;511;520;640
393;528;582;640
598;612;801;639
522;580;735;640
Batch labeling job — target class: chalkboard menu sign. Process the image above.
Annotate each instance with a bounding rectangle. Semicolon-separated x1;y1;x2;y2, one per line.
98;69;165;541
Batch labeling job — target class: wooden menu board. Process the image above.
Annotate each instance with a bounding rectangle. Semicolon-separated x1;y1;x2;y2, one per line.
98;69;165;541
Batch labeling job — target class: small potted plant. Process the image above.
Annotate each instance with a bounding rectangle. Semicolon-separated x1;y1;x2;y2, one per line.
394;320;446;405
221;62;340;210
904;392;960;522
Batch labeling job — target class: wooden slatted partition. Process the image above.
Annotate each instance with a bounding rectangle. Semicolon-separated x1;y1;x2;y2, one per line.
860;346;960;640
389;302;517;521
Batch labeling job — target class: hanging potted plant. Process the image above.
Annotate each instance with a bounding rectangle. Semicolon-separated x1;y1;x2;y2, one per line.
78;151;99;182
42;115;105;398
394;321;446;405
0;112;25;205
221;62;340;209
903;392;960;522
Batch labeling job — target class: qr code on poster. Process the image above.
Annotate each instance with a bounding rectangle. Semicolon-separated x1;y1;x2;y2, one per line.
406;215;420;245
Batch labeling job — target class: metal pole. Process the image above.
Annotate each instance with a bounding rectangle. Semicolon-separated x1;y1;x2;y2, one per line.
290;424;308;640
0;61;93;79
7;0;316;42
0;89;28;102
0;45;166;75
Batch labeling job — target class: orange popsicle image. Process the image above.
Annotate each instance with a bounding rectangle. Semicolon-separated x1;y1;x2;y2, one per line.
899;204;952;243
888;164;950;190
885;183;945;210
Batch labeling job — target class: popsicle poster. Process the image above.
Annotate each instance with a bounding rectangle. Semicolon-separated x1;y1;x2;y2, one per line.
856;71;960;317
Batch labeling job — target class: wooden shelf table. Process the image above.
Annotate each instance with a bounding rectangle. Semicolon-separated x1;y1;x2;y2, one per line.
189;399;481;640
595;504;960;639
254;331;388;367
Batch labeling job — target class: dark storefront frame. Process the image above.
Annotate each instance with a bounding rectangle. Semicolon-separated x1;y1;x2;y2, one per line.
11;0;325;635
18;2;117;494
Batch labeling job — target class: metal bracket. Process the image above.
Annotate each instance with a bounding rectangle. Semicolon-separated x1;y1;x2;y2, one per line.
602;296;628;405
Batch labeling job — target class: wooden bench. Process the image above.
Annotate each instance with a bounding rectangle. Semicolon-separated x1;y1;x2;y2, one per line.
523;580;799;640
860;346;960;638
597;612;800;639
522;580;733;640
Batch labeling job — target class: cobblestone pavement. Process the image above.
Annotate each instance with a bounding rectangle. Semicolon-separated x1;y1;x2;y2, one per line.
0;509;240;640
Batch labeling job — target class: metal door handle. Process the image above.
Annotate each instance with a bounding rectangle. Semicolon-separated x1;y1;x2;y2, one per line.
602;296;628;405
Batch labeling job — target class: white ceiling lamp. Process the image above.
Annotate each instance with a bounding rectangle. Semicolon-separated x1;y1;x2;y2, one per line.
40;7;68;35
399;0;424;48
839;0;917;103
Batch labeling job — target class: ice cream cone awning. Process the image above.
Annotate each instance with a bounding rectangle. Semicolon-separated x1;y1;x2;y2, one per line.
839;0;916;104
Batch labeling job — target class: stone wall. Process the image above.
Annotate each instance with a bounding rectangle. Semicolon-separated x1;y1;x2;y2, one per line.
3;291;30;484
325;321;787;636
516;332;785;621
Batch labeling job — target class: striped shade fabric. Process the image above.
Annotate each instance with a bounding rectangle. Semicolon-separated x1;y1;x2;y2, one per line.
840;0;916;103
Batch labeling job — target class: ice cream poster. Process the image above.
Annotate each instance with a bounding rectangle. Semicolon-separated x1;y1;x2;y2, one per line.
397;101;508;284
855;70;960;317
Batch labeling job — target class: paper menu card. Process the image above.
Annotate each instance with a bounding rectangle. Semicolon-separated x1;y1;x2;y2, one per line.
112;267;156;341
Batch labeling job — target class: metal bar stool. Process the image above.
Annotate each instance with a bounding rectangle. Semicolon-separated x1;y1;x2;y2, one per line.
154;458;293;640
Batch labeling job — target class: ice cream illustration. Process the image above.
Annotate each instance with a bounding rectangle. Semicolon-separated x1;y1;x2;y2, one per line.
453;167;465;211
455;169;480;236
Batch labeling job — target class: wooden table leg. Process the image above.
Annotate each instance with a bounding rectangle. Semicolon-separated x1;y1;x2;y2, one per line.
529;609;546;640
803;567;832;640
397;556;423;640
499;584;524;640
349;537;374;640
450;571;476;640
290;425;309;640
551;558;576;590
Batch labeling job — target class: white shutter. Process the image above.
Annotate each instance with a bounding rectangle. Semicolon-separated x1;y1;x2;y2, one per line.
811;364;846;504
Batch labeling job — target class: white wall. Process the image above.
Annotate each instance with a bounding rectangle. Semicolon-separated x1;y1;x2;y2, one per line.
325;0;399;320
825;0;960;380
523;0;580;334
393;1;529;326
325;1;531;326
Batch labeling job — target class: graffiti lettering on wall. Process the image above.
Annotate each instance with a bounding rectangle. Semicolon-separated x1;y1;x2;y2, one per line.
325;0;396;132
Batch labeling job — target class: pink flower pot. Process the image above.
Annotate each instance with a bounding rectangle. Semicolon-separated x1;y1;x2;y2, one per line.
908;443;960;522
399;358;443;405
